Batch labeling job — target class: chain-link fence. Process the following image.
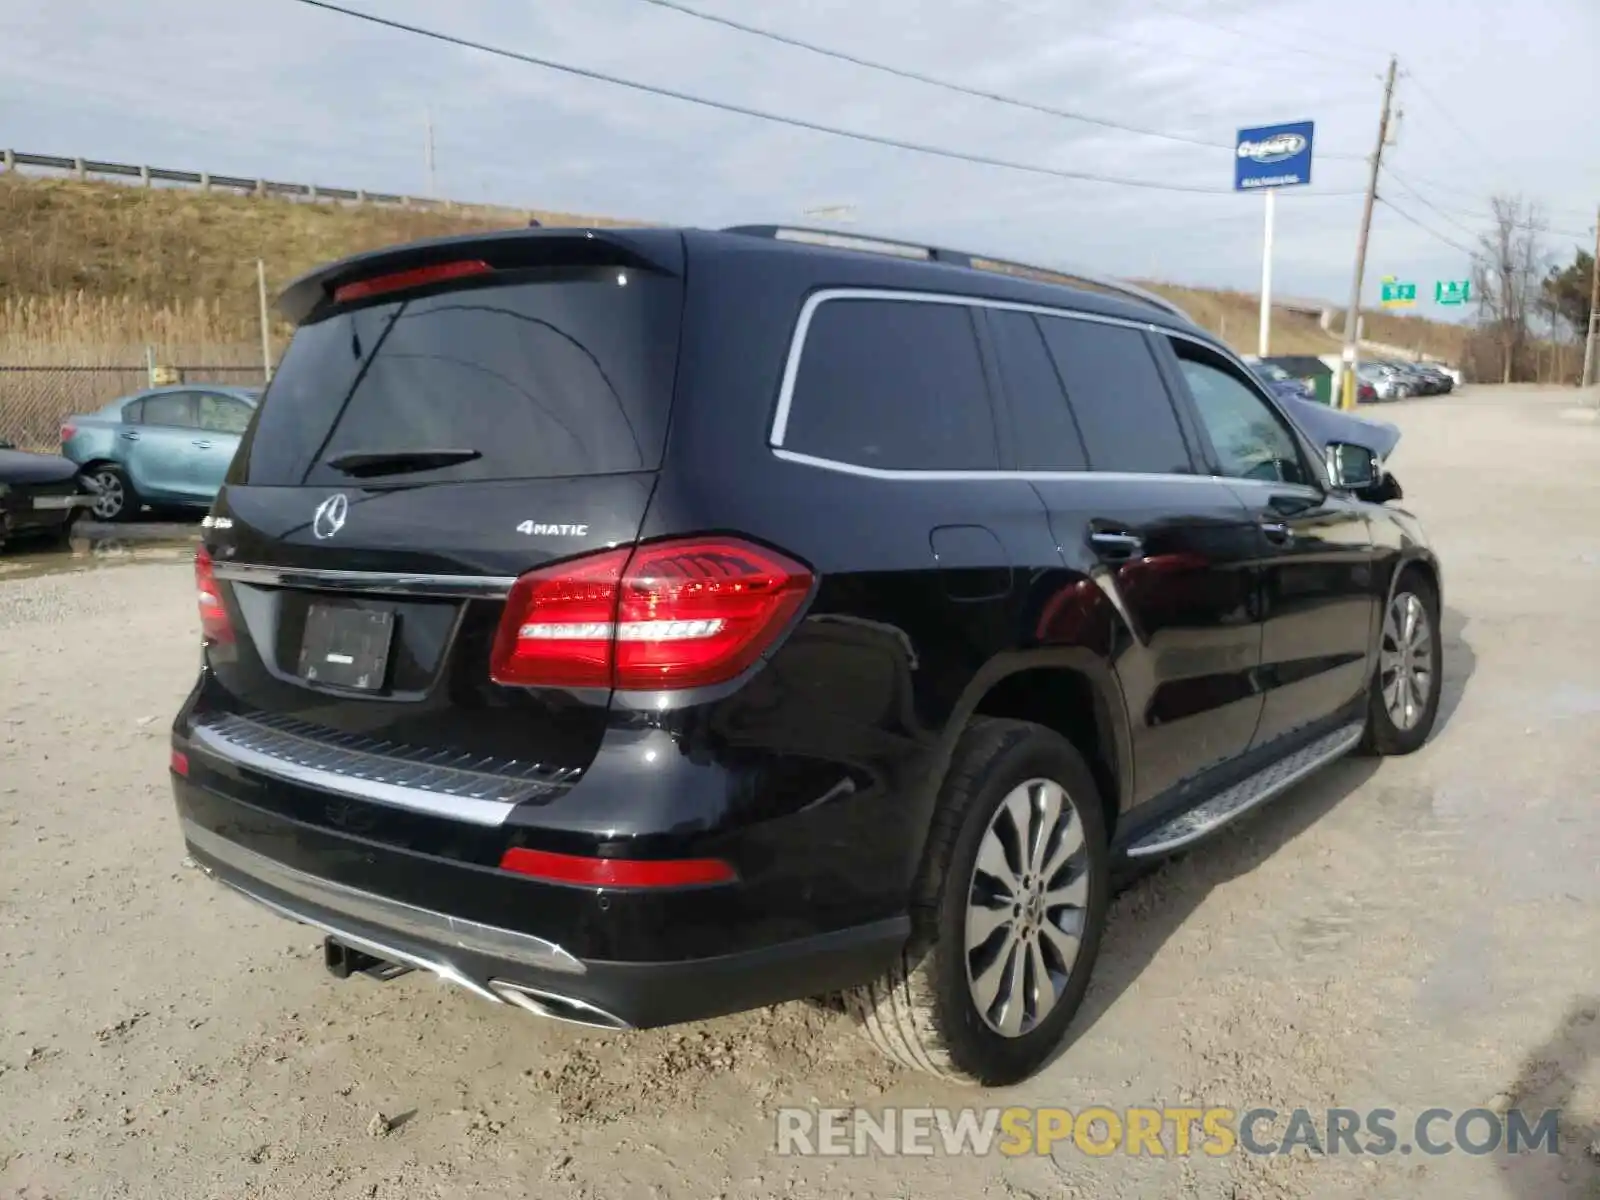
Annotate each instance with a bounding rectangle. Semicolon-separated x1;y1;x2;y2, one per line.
0;362;268;451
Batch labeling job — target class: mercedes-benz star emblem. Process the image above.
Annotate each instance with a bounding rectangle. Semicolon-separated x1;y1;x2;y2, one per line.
312;493;349;540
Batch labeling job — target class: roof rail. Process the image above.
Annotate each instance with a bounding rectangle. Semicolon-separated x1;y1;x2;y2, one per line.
720;224;1193;323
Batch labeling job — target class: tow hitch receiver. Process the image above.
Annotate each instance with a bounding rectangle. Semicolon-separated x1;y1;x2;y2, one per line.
323;937;413;982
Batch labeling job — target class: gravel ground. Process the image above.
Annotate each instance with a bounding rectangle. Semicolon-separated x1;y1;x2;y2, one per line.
2;385;1597;1199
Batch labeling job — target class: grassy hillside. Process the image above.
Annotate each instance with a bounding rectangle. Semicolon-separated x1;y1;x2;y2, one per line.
0;176;641;359
0;174;1463;363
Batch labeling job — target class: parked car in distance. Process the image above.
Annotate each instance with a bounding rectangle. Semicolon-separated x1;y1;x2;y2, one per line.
1358;363;1410;401
0;444;100;550
172;224;1443;1086
1410;363;1454;394
61;385;259;522
1380;361;1446;397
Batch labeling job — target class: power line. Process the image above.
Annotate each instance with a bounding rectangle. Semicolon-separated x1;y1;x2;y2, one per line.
638;0;1382;162
1380;168;1481;241
1384;166;1593;240
1400;72;1499;169
1377;195;1476;257
1141;0;1381;72
636;0;1232;153
289;0;1353;196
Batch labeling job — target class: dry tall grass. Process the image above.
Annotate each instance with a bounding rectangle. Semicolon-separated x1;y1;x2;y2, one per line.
0;294;255;366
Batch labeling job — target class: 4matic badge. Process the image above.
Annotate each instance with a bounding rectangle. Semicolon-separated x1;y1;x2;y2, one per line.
516;521;590;537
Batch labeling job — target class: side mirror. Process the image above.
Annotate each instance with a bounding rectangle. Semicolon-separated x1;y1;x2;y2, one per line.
1325;442;1379;491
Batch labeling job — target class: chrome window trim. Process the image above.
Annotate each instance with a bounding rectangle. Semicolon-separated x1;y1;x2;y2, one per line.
767;286;1323;490
770;447;1214;487
768;287;1170;450
212;561;516;600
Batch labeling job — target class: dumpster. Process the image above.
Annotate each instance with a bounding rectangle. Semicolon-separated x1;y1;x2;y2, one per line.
1264;355;1335;405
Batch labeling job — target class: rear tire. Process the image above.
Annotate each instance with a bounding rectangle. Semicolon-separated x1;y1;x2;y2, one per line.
88;464;137;523
844;719;1109;1085
1359;568;1442;755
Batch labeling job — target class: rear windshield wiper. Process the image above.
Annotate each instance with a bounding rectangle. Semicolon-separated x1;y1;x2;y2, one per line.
324;448;483;478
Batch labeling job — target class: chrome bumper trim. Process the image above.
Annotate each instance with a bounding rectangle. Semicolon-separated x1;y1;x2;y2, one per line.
182;819;585;975
212;561;516;600
189;719;527;827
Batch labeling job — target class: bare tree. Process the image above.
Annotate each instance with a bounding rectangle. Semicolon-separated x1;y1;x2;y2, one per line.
1471;196;1548;383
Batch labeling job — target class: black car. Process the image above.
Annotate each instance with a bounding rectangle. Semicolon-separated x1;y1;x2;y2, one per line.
170;225;1443;1085
0;443;99;550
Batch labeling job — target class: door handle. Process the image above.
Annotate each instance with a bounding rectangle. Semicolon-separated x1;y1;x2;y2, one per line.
1089;531;1144;560
1260;520;1293;544
120;431;140;441
191;439;213;449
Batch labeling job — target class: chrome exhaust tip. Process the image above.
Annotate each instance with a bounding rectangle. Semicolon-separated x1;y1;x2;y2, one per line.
488;980;632;1030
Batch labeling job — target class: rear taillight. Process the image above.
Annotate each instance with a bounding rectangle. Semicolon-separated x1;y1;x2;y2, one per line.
490;536;813;691
194;547;234;644
60;423;76;443
333;259;491;304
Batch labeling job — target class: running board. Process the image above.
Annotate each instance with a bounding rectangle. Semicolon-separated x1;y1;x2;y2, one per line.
1125;721;1366;858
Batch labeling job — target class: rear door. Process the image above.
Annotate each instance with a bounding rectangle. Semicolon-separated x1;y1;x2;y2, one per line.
202;236;686;767
1158;336;1377;748
192;390;255;496
992;308;1265;805
124;390;203;500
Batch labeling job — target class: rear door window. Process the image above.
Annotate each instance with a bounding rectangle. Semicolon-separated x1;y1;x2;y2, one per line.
235;268;683;486
195;392;255;435
782;298;999;470
1036;317;1194;475
987;309;1088;471
140;392;198;429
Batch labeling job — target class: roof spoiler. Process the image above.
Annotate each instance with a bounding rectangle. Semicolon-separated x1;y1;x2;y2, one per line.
275;227;678;325
721;225;1193;323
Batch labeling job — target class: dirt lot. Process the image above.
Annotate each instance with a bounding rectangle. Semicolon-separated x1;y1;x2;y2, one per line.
2;386;1597;1199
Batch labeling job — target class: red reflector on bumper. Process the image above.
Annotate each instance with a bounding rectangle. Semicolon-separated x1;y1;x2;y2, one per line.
171;750;190;777
499;847;735;888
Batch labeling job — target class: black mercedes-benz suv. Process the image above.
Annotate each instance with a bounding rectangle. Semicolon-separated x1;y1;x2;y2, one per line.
171;224;1441;1085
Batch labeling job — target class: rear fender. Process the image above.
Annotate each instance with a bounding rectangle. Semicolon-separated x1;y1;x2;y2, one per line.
899;646;1133;879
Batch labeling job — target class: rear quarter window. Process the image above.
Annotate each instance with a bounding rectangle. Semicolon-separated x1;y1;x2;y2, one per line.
781;297;999;471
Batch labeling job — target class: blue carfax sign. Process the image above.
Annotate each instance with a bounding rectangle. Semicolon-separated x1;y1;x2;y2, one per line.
1235;121;1315;190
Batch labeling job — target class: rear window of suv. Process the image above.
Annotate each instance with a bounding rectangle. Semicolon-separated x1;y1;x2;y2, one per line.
234;268;683;486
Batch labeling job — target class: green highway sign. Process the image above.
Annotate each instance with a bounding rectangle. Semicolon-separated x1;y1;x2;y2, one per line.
1434;279;1471;306
1380;277;1418;308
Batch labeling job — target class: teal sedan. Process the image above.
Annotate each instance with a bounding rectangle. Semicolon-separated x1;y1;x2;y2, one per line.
60;385;259;522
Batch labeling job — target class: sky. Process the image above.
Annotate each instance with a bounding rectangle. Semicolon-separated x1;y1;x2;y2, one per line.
4;0;1597;308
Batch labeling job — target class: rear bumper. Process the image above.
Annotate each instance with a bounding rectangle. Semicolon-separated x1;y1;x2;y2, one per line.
174;776;909;1029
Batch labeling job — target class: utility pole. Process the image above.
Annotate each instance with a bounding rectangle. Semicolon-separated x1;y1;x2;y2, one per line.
1582;205;1599;388
257;259;273;382
425;109;437;198
1339;55;1399;409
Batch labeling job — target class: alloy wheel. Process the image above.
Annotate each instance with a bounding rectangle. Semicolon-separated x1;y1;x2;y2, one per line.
1380;591;1434;731
964;777;1091;1038
91;470;124;520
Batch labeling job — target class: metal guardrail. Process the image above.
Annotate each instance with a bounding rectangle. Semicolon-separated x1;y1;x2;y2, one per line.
1;148;521;216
